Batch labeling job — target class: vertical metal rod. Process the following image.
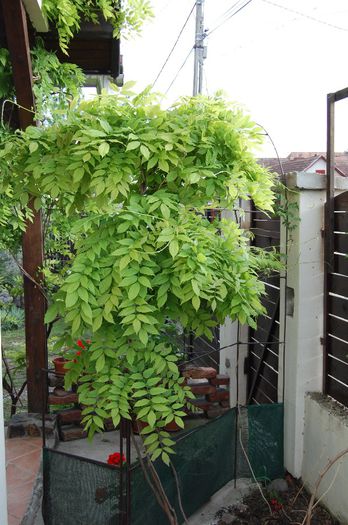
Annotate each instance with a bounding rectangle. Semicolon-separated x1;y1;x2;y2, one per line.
323;94;335;394
233;321;240;488
126;421;131;525
119;418;124;524
41;369;46;449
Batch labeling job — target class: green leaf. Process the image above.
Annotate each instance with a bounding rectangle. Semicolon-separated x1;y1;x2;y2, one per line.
29;141;38;153
126;141;140;151
192;295;200;311
96;354;105;373
140;144;150;159
160;203;170;219
133;318;141;333
169;240;179;258
147;410;156;428
66;291;78;308
98;142;110;157
161;451;170;466
128;282;140;300
45;303;58;324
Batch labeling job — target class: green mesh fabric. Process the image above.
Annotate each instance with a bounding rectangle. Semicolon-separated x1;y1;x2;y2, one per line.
131;409;236;524
42;449;120;525
247;403;284;481
42;405;284;524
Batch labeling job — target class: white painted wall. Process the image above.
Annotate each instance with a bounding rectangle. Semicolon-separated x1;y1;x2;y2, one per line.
0;322;8;525
219;204;250;406
282;172;348;479
302;393;348;523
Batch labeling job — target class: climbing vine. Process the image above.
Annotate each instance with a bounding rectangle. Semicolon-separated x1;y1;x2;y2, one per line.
42;0;154;53
0;86;280;463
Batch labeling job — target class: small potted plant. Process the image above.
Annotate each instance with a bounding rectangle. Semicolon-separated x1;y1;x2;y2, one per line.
52;339;91;375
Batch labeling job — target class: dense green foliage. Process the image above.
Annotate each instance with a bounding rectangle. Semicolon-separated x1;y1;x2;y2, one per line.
0;86;278;462
42;0;153;53
0;42;85;122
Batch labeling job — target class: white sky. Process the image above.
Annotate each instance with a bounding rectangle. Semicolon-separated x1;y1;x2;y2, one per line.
122;0;348;157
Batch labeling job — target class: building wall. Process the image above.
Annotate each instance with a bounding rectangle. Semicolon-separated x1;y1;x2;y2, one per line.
302;393;348;523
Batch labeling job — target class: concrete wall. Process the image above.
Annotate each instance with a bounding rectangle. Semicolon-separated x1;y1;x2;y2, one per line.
283;172;327;476
302;393;348;523
219;203;250;407
283;172;348;522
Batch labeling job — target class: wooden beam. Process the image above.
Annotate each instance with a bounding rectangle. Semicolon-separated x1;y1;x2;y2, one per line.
1;0;47;413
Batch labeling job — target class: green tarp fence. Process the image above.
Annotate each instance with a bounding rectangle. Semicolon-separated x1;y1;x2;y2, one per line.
42;404;284;525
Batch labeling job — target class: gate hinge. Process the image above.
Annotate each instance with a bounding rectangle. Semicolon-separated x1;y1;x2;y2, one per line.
320;337;324;345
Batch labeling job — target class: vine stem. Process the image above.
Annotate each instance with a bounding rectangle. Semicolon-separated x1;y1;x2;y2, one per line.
131;423;178;525
303;447;348;525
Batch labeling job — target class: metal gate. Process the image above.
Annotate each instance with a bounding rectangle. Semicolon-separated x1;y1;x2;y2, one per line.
324;190;348;406
247;208;281;404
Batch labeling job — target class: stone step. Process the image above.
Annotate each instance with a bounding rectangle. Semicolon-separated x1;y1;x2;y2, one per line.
60;424;87;441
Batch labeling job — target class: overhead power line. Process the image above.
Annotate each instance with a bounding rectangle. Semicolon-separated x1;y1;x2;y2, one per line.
164;47;194;96
152;2;196;88
261;0;348;33
207;0;254;36
209;0;247;29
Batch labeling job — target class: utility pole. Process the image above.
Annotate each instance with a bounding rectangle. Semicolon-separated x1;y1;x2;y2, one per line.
193;0;206;96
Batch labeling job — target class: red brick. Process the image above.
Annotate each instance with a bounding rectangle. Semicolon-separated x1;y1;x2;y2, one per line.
190;383;216;396
207;388;229;403
60;425;87;441
58;408;82;424
182;367;217;379
189;398;213;412
210;374;230;386
48;392;78;405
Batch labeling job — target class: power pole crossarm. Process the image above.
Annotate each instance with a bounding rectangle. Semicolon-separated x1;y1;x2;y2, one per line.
193;0;206;96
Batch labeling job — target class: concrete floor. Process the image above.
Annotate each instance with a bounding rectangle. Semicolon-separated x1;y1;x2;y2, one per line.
23;420;253;525
188;478;255;525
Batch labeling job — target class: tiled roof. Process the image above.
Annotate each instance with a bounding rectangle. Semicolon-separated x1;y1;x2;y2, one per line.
259;152;348;176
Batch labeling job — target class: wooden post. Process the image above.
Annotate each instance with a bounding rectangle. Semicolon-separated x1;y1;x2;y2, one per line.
1;0;47;413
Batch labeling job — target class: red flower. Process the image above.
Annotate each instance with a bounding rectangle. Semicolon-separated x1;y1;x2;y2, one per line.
76;350;82;356
77;340;85;349
107;452;126;466
73;359;77;363
86;339;92;345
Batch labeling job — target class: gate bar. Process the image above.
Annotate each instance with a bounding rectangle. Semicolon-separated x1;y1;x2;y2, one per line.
323;87;348;393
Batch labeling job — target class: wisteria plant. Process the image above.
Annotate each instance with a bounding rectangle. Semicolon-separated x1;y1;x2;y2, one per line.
0;85;278;463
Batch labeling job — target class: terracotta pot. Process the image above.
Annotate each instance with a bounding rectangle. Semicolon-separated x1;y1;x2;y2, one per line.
164;420;181;432
132;419;148;434
52;357;70;375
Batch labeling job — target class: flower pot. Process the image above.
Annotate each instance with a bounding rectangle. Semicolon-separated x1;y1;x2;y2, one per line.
52;357;70;375
164;420;181;432
132;419;148;435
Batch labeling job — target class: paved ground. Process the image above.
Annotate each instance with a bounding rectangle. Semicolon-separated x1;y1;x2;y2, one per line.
5;436;42;525
188;478;255;525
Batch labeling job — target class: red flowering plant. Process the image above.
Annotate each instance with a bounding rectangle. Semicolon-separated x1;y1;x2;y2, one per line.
53;338;92;371
107;452;126;467
270;497;283;513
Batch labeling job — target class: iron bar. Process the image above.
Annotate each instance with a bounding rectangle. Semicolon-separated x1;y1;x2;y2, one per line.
323;92;336;395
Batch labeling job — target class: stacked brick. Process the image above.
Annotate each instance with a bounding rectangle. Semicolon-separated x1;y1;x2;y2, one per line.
182;367;230;418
